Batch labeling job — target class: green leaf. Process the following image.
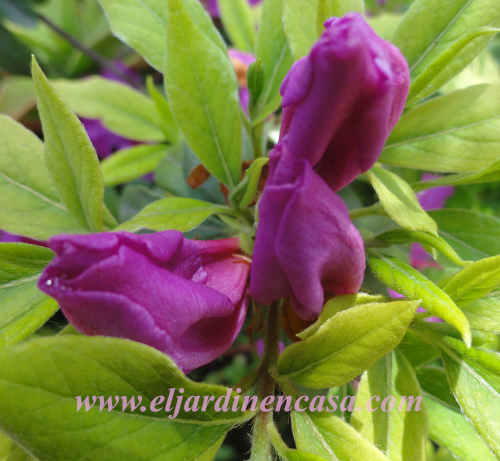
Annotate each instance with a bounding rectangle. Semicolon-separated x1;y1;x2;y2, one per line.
283;0;365;59
0;336;251;461
351;352;428;461
373;229;467;267
381;85;500;173
441;337;500;458
219;0;256;53
53;77;167;142
98;0;166;71
277;300;418;389
430;209;500;260
0;431;36;461
398;330;440;368
416;366;459;410
460;293;500;333
292;412;390;461
268;421;328;461
117;197;230;233
393;0;500;103
413;158;500;190
0;76;35;120
407;28;500;103
31;57;104;232
298;293;387;340
368;254;472;346
250;0;294;124
0;243;58;348
424;396;497;461
317;0;365;20
368;13;402;42
0;115;86;240
145;77;180;144
101;144;167;187
283;0;319;60
367;167;438;235
230;157;269;209
441;255;500;304
165;0;242;187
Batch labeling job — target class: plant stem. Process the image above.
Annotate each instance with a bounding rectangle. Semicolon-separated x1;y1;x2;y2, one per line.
34;12;137;86
249;304;280;461
251;121;265;159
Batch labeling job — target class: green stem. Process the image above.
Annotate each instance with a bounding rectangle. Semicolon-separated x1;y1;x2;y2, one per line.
249;304;280;461
349;203;384;220
251;121;265;159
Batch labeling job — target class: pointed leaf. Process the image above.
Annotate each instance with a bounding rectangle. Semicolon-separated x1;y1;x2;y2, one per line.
441;255;500;304
374;229;467;267
31;58;104;232
393;0;500;102
98;0;165;71
368;167;437;235
298;293;386;340
0;336;252;461
368;254;471;346
53;77;167;142
117;197;230;233
165;0;242;187
101;144;167;187
381;85;500;173
219;0;256;53
250;0;294;123
277;300;418;389
231;157;269;209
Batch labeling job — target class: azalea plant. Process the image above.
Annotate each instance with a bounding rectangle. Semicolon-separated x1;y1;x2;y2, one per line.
0;0;500;460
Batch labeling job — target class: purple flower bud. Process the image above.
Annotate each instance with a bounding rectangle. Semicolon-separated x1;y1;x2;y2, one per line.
279;13;410;191
250;142;365;321
229;49;256;113
38;232;249;373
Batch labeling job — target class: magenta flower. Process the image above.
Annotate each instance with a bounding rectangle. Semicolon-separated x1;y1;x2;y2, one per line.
250;141;365;321
201;0;262;18
229;49;256;113
38;232;249;373
279;13;409;191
